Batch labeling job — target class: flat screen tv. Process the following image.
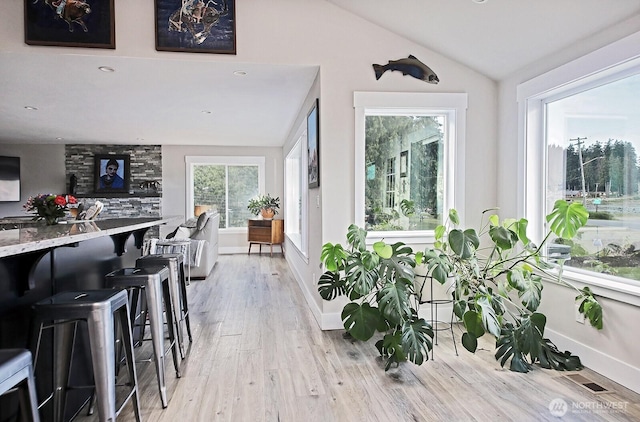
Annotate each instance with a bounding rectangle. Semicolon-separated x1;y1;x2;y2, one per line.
0;156;20;202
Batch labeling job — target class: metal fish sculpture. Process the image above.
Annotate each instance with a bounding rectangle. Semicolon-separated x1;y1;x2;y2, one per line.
372;55;439;84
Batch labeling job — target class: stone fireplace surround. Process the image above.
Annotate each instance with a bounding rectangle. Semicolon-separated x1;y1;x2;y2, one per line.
64;144;162;220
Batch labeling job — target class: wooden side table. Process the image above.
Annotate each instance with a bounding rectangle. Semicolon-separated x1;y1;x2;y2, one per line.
248;219;284;257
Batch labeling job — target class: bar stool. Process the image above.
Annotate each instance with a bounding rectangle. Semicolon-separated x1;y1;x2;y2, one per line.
137;254;192;356
0;349;40;422
30;290;141;422
105;266;181;408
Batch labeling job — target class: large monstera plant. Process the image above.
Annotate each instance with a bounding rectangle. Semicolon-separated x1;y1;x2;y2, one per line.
319;224;433;370
319;200;603;373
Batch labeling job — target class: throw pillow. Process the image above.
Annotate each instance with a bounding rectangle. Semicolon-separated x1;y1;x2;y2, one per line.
196;212;209;231
181;218;197;228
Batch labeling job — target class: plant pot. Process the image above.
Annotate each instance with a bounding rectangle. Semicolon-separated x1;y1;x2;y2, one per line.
261;208;275;219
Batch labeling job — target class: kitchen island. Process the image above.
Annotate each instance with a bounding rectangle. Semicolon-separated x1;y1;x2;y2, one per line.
0;216;179;421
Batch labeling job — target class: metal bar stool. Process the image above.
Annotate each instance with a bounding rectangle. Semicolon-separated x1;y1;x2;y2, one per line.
0;349;40;422
136;254;192;357
30;290;141;422
105;266;182;408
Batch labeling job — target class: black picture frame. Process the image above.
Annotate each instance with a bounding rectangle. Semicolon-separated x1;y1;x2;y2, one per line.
94;154;130;193
155;0;236;54
0;156;21;202
400;150;408;177
24;0;115;49
307;99;320;189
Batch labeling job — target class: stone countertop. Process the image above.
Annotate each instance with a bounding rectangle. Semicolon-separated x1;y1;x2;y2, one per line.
0;216;180;258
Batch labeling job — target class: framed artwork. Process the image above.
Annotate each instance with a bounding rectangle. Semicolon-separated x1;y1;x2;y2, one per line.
400;150;408;177
307;99;320;189
94;154;130;193
155;0;236;54
0;156;21;202
24;0;115;49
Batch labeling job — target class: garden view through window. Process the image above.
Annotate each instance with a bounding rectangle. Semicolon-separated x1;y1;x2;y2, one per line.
546;72;640;281
364;114;444;231
192;163;258;229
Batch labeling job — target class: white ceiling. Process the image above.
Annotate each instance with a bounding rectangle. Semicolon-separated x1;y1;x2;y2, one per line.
1;0;639;147
0;52;318;147
327;0;640;80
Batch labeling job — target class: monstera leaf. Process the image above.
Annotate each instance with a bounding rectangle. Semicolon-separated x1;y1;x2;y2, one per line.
494;314;546;372
317;271;345;301
449;228;480;259
489;225;518;251
576;287;603;329
375;330;406;370
376;279;412;326
341;302;381;341
401;317;434;366
346;224;368;251
546;200;589;239
507;268;543;312
320;243;348;272
536;337;583;371
345;251;379;296
423;249;453;285
378;242;415;283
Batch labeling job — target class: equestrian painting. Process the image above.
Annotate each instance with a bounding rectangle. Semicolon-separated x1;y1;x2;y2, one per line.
24;0;115;48
156;0;236;54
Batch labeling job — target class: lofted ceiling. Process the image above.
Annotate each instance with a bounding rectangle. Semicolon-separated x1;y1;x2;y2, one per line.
1;0;639;147
327;0;640;80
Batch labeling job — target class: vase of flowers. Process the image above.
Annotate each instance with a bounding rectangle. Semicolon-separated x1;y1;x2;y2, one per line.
24;194;77;225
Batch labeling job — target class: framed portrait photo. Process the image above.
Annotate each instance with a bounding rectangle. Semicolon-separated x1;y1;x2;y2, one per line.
94;154;130;193
307;99;319;189
155;0;236;54
24;0;115;49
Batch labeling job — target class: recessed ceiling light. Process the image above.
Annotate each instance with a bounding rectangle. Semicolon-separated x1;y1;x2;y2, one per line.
56;137;63;140
201;110;212;114
98;66;115;73
24;106;38;111
136;137;145;141
472;0;488;3
233;70;247;76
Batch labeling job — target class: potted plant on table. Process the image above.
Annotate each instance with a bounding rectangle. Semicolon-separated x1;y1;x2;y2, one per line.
318;200;603;372
247;194;280;219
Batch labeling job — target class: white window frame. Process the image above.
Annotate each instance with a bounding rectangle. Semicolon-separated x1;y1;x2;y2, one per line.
518;32;640;305
354;92;468;245
284;122;309;258
185;156;265;232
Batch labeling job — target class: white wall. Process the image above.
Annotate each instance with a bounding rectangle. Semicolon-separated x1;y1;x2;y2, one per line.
497;17;640;394
0;144;66;216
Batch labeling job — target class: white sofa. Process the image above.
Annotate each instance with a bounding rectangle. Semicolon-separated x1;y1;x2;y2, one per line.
170;211;219;279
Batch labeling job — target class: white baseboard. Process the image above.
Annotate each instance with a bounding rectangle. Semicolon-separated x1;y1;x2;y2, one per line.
546;328;640;394
284;254;327;330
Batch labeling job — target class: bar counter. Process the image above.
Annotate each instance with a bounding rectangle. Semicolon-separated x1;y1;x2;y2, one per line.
0;216;179;421
0;216;179;258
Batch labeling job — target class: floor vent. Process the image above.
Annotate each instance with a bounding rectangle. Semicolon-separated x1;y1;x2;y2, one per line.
565;373;611;394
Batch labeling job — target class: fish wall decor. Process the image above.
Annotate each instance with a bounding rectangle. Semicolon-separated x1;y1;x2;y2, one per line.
372;55;439;84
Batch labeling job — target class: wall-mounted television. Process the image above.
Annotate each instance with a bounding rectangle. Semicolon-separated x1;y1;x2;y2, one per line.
0;156;20;202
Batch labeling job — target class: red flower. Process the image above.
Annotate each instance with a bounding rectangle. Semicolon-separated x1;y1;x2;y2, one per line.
54;195;67;206
67;195;77;204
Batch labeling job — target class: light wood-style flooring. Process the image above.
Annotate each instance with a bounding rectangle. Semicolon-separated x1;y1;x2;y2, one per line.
75;254;640;422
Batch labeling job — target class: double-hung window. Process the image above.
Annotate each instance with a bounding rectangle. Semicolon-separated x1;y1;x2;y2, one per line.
354;92;467;244
185;156;265;229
